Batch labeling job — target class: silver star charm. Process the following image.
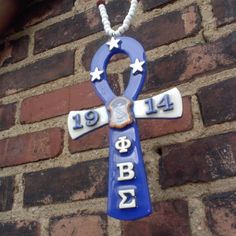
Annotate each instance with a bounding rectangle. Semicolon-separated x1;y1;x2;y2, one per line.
106;37;121;51
90;67;104;82
130;59;145;74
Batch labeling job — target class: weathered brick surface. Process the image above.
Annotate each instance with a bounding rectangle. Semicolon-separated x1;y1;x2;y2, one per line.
0;128;64;168
141;0;177;11
16;0;75;29
203;191;236;236
198;78;236;126
82;5;201;70
23;158;108;207
0;176;15;212
122;200;191;236
124;32;236;93
139;97;193;140
20;75;120;124
50;214;107;236
0;103;16;131
0;36;29;67
34;0;130;54
82;36;109;71
212;0;236;27
69;97;192;153
0;50;74;98
159;132;236;188
69;126;109;153
0;221;40;236
132;5;201;49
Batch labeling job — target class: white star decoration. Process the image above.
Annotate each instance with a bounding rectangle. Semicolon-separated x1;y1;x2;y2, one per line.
106;37;121;51
90;67;104;82
130;59;145;74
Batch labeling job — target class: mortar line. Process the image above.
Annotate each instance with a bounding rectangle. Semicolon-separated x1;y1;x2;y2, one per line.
0;118;235;178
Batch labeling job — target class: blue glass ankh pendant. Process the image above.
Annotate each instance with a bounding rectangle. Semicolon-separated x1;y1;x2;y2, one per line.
68;37;183;221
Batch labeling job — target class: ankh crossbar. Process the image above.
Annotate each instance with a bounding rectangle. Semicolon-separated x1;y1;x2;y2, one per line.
68;37;183;221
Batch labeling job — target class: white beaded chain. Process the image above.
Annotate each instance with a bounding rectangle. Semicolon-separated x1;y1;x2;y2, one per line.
98;0;138;37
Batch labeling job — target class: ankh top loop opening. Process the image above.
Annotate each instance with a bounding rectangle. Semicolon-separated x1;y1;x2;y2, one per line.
90;36;147;106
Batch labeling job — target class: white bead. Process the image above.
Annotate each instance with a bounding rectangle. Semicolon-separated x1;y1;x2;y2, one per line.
103;19;110;24
118;27;126;35
128;12;134;18
123;18;131;26
99;0;138;36
102;17;109;22
101;12;107;18
104;25;111;31
131;5;137;11
100;5;105;10
102;16;109;21
102;17;110;24
131;1;137;8
104;24;111;29
133;0;138;6
129;8;136;14
102;20;110;25
122;22;129;31
102;15;108;19
101;10;108;15
114;31;121;37
99;8;106;14
117;25;123;31
103;8;108;14
129;8;135;16
100;11;106;17
126;15;132;21
130;2;137;9
130;4;137;12
100;9;107;16
109;28;115;34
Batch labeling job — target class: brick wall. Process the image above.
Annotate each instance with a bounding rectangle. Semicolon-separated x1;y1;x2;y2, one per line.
0;0;235;235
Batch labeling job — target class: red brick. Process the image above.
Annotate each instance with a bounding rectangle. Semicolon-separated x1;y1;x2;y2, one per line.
0;36;29;67
141;0;177;11
0;50;74;98
139;97;193;140
197;78;236;126
133;5;201;49
69;96;192;153
0;128;64;168
20;74;120;124
50;214;107;236
82;4;201;70
212;0;236;27
34;0;130;54
122;200;191;236
0;221;40;236
23;158;108;207
0;103;16;131
0;176;15;212
69;126;109;153
124;32;236;93
159;132;236;188
16;0;75;29
203;191;236;236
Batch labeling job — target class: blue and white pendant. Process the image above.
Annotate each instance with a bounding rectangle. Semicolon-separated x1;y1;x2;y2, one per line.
68;37;183;221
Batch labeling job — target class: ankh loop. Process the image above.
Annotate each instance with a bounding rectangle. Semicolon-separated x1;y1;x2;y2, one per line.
90;37;152;220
